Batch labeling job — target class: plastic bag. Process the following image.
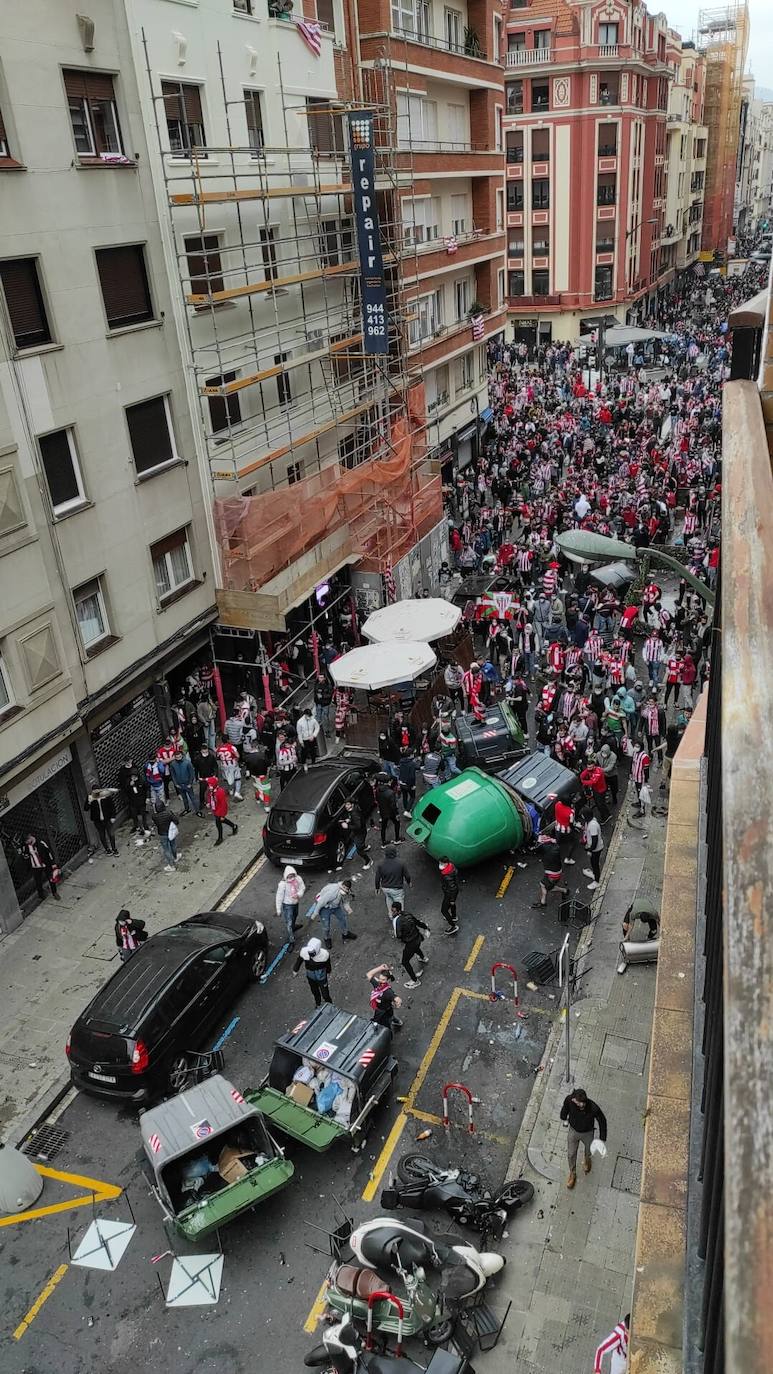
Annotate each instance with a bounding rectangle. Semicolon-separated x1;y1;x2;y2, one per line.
168;820;179;842
590;1139;607;1158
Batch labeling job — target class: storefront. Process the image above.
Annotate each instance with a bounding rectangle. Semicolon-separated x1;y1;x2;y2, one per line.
89;686;168;790
455;419;478;472
0;745;88;920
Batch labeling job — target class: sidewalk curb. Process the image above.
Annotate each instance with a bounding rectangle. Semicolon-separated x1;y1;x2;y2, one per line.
6;841;265;1150
504;802;628;1183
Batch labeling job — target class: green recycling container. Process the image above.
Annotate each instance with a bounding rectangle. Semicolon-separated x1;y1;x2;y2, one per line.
407;767;524;868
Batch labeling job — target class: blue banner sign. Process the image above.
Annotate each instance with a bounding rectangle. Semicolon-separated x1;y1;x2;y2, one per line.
347;111;390;355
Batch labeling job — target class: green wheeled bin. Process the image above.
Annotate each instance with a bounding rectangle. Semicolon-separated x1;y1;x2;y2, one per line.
407;767;525;867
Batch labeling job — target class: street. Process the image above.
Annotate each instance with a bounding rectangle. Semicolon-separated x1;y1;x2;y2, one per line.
1;819;598;1374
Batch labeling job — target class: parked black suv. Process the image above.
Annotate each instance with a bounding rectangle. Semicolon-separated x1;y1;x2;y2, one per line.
262;753;379;869
67;912;268;1103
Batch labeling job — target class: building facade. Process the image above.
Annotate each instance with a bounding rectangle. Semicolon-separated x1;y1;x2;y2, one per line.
662;41;708;274
0;1;218;930
699;1;749;256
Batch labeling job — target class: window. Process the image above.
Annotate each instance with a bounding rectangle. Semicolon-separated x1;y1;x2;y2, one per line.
532;268;550;294
185;233;223;298
151;528;194;602
260;226;279;282
506;81;523;114
318;217;354;267
508;31;526;52
408;290;443;346
244;89;264;154
532;178;550;208
126;395;177;476
507;182;524;212
496;187;504;230
599;23;618;46
532;237;550;254
451;194;469;236
444;7;464;51
446;103;467;147
495;105;503;152
162;81;206;157
597;178;616;205
508;270;525;296
275;353;292;406
534;29;550;49
96;245;153;329
598;124;617;156
307;97;345;156
508;237;525;255
396;91;437;146
431;363;450;409
233;0;253;11
454;278;470;319
457;352;474;392
506;132;524;163
317;0;335;30
74;578;110;649
0;655;13;714
497;267;505;307
38;428;85;514
595;265;614;300
64;70;124;158
531;81;549;111
0;258;52;349
207;373;241;435
391;0;430;37
531;128;550;161
287;460;303;485
0;102;15;162
402;197;440;245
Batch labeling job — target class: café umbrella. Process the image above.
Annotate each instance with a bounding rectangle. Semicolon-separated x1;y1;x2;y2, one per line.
329;641;437;691
362;598;462;643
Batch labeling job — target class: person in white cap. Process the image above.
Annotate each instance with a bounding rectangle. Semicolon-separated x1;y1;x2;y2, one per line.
292;937;332;1006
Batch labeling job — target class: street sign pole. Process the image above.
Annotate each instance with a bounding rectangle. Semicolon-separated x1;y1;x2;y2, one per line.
558;932;571;1084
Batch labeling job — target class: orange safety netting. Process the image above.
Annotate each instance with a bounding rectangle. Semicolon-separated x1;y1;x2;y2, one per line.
213;393;441;592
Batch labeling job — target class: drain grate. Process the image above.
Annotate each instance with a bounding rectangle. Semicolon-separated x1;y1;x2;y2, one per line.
611;1154;642;1194
22;1123;70;1161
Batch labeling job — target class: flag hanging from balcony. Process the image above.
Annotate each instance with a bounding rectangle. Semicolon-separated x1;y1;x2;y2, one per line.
384;562;397;605
295;17;322;57
471;313;485;341
444;235;458;255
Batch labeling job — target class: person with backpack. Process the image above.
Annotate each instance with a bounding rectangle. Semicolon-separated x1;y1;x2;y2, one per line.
438;857;460;935
367;964;403;1032
292;937;332;1006
390;901;430;988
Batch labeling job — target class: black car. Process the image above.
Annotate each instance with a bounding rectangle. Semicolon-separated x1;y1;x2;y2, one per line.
262;753;379;869
67;912;269;1103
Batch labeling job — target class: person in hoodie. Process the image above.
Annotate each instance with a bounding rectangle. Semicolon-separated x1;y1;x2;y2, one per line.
596;741;620;805
438;857;460;935
374;845;411;916
275;865;306;946
205;776;238;847
292;936;332;1006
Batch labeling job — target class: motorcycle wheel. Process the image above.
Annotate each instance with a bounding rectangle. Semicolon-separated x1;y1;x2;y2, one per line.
426;1318;454;1347
397;1152;439;1184
499;1178;535;1212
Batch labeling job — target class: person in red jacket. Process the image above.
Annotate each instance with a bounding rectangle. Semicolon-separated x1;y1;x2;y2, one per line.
551;795;577;866
679;651;697;707
580;763;610;821
206;776;239;847
664;654;683;708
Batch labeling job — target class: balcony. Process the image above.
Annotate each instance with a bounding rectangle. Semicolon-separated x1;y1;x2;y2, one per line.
596;189;617;206
506;48;552;67
508;293;560;306
391;25;488;63
597;43;619;58
506;147;524;164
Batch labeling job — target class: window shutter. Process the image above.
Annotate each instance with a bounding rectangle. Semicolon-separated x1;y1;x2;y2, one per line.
151;528;187;560
161;81;184;123
0;259;50;348
181;84;203;125
185;234;223;294
126;397;174;474
96;245;152;327
63;69;117;102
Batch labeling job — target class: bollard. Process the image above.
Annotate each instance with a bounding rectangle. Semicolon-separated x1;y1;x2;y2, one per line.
442;1081;476;1134
489;961;519;1005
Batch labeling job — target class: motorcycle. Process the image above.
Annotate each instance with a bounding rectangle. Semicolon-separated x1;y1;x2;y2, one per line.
380;1153;534;1243
325;1216;504;1347
304;1316;474;1374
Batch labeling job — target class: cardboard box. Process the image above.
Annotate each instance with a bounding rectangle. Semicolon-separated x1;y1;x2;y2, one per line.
218;1146;252;1184
286;1082;315;1107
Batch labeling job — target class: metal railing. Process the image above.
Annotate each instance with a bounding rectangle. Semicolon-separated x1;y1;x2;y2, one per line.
598;43;619;58
391;25;488;61
506;48;552;66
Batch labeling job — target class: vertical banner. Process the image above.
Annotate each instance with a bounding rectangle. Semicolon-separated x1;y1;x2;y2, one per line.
348;112;390;355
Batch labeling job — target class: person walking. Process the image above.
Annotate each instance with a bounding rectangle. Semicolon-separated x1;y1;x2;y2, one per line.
206;776;238;847
275;865;306;946
310;878;357;949
391;901;429;988
152;798;179;871
296;708;321;768
532;833;570;909
216;736;243;800
337;798;372;870
114;909;148;962
438;857;460;934
367;964;403;1032
559;1086;607;1188
21;833;60;901
376;774;401;845
397;750;418;818
84;783;118;855
374;845;411;917
193;743;216;814
275;731;299;792
292;937;332;1006
117;757;151;836
170;749;197;815
582;805;604;890
551;796;577;865
313;673;333;732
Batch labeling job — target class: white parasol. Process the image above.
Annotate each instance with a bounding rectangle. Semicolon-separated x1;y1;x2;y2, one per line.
362;598;462;643
329;641;437;690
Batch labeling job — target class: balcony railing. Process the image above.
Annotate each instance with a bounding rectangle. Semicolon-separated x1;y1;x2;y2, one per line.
598;145;618;157
594;285;614;300
508;292;560;306
596;241;615;253
392;25;488;61
506;147;524;163
597;189;617;206
598;43;619;58
531;149;550;162
506;48;552;66
506;101;524;115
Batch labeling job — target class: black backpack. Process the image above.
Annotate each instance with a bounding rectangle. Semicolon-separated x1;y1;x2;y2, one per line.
394;911;420;944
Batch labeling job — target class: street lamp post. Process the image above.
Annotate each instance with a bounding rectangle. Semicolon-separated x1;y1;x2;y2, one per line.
555;529;715;608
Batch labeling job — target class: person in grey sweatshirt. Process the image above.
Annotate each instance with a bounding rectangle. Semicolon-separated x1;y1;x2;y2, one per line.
374;846;411;916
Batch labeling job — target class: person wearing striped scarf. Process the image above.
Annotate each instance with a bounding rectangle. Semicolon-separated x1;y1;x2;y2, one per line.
642;631;664;686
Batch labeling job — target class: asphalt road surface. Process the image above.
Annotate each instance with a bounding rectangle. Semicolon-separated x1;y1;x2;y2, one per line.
2;816;602;1374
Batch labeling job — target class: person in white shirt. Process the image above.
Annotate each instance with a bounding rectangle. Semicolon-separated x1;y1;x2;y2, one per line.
574;493;591;523
296;708;321;768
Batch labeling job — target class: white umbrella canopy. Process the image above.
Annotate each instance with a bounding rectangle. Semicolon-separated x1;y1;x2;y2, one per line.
329;641;437;691
362;598;462;644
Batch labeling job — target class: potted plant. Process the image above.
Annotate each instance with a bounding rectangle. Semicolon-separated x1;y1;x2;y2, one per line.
464;27;483;58
468;300;486;318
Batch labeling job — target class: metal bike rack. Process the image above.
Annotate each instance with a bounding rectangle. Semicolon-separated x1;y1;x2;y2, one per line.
489;962;519;1005
441;1081;477;1134
366;1290;404;1356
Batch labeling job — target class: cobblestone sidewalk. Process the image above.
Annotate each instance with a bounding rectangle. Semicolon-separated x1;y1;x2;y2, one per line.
488;796;667;1374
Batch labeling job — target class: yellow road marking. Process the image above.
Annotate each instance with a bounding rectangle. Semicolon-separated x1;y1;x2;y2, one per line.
362;1110;409;1203
13;1264;69;1340
0;1164;121;1229
404;1105;508;1145
221;852;266;909
303;1277;330;1334
464;934;485;973
496;866;514;899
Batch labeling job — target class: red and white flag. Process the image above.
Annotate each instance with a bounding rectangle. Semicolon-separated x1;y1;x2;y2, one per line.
471;313;485;340
384;561;397;604
295;17;322;56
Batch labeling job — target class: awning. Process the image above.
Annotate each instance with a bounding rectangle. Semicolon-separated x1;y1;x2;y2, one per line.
480;406;493;423
362;598;462;643
330;641;437;690
604;325;667;347
456;422;478;444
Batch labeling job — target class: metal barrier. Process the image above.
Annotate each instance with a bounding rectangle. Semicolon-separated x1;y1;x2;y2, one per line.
442;1081;476;1134
489;962;519;1005
366;1290;404;1355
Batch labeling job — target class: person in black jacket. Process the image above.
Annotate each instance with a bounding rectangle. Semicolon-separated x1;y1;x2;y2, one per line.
114;910;148;962
21;833;60;901
397;751;418;818
117;757;151;836
559;1087;608;1189
292;937;332;1006
193;744;216;813
84;783;118;855
376;776;401;845
337;799;371;870
391;901;429;987
438;857;460;935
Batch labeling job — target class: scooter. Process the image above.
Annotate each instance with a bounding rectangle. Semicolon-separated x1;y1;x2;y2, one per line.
304;1317;474;1374
380;1153;534;1243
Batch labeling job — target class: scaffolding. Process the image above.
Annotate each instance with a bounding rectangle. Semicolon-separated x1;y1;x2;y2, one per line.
141;36;443;608
698;2;750;254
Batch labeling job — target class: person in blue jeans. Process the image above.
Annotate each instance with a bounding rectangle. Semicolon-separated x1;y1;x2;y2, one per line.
311;878;357;950
275;865;306;947
170;750;198;814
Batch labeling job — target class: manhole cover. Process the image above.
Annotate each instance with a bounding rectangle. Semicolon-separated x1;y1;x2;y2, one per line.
612;1154;642;1194
22;1123;70;1161
600;1033;648;1074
